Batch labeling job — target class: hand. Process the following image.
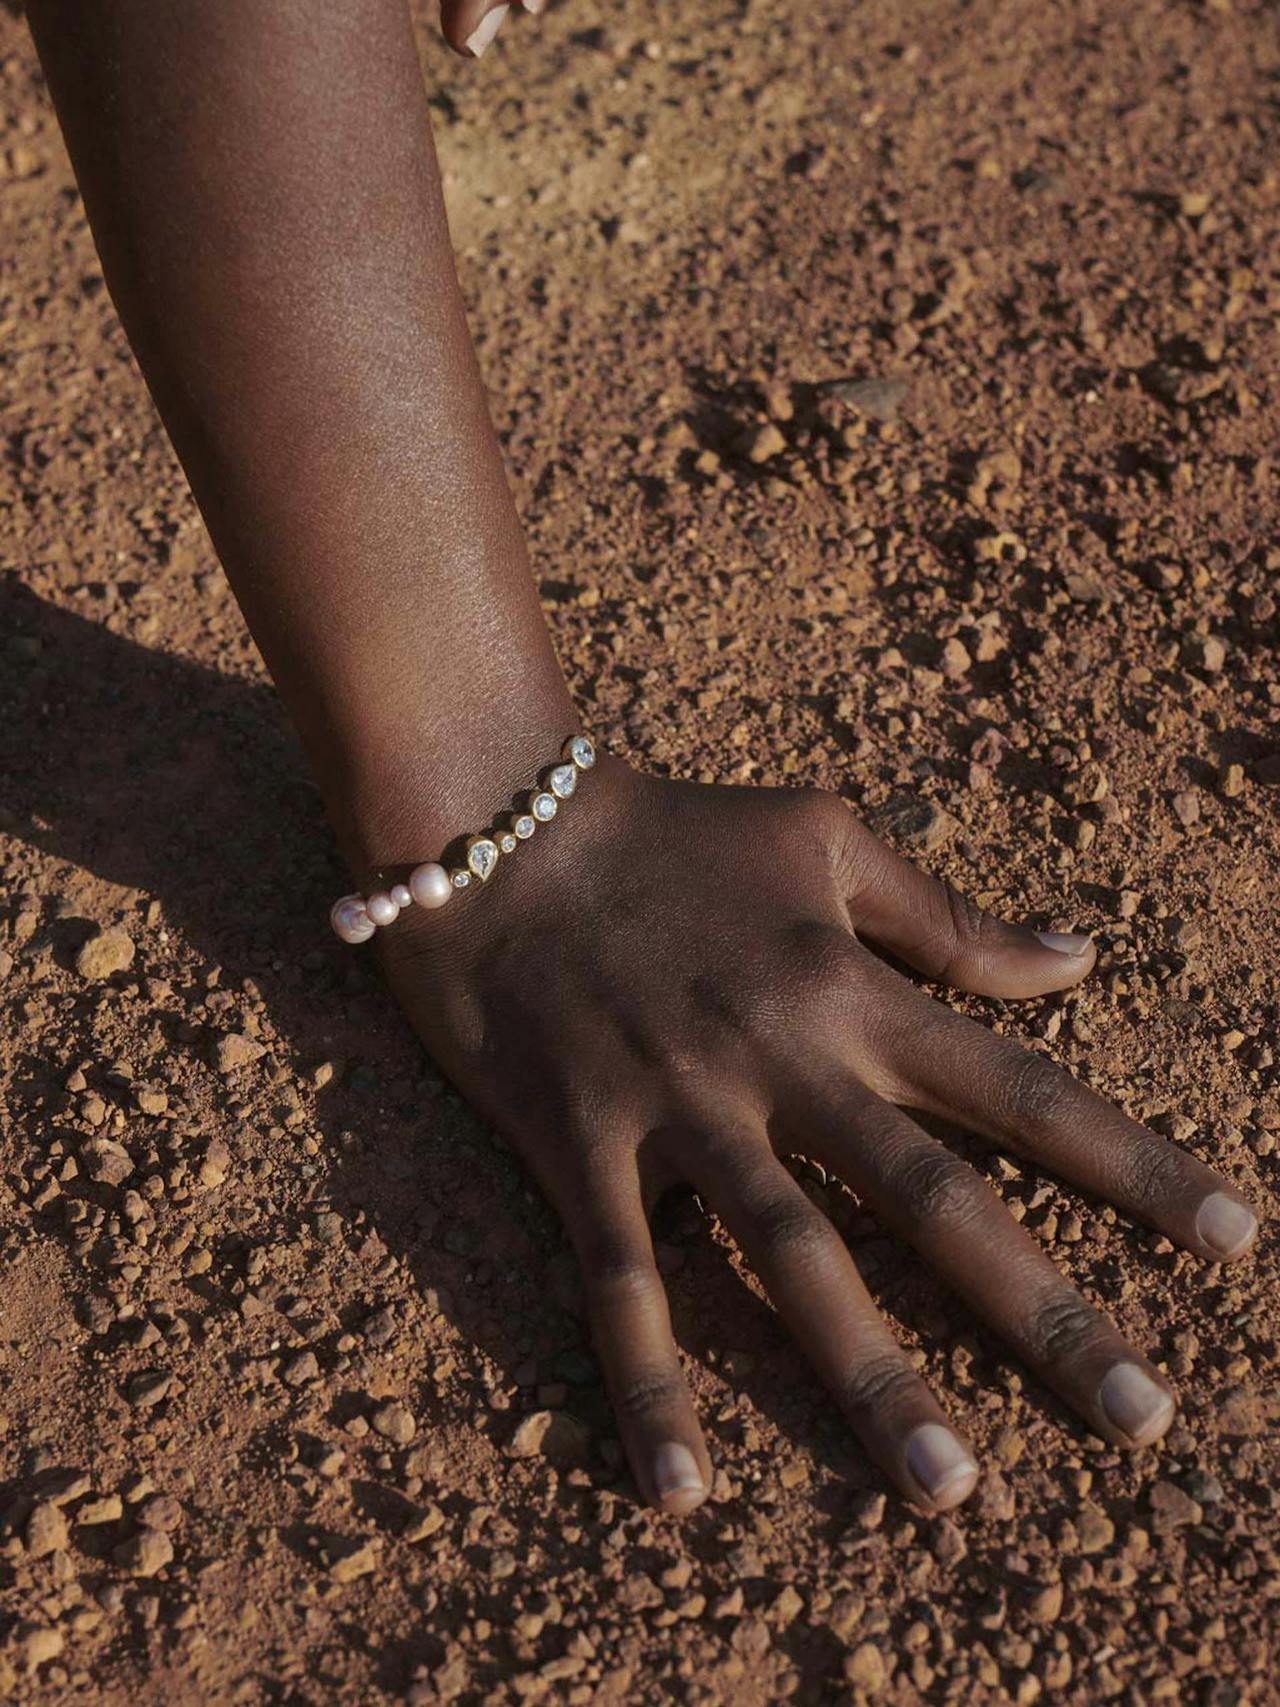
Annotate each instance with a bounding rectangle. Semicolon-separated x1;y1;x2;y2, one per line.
378;757;1259;1515
439;0;546;59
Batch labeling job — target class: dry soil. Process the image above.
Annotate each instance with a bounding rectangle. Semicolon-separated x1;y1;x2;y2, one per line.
1;1;1278;1703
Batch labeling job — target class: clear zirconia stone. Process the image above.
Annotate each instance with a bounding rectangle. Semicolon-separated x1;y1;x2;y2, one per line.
514;814;536;839
549;763;578;800
498;832;517;854
467;838;499;882
532;792;558;822
451;870;471;889
569;735;596;769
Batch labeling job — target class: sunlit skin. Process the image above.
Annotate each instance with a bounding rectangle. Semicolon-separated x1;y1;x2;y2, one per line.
28;0;1259;1517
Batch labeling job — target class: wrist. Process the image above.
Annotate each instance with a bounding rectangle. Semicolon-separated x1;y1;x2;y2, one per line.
378;748;642;960
325;691;586;887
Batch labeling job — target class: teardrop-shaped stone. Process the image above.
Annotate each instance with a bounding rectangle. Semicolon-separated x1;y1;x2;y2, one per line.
549;763;578;800
466;838;499;882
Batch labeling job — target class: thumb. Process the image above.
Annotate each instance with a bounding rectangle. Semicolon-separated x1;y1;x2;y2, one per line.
440;0;544;59
838;815;1097;1000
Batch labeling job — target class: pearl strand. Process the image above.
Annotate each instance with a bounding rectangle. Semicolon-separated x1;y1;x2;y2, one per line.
329;734;596;943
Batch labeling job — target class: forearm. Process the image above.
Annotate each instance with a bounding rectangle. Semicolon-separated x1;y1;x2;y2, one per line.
26;0;574;878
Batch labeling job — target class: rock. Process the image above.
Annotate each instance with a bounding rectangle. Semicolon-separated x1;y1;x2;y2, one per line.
362;1306;397;1348
136;1493;182;1532
113;1529;173;1577
21;1626;64;1674
133;1083;168;1115
825;375;910;422
1027;1581;1063;1623
744;423;787;463
1150;1480;1202;1532
1187;633;1227;674
24;1502;69;1558
215;1032;265;1074
280;1351;319;1387
844;1642;886;1692
509;1410;591;1464
328;1540;378;1584
77;1494;124;1525
125;1370;172;1408
867;793;960;853
76;927;135;980
198;1137;231;1187
761;383;794;421
932;1518;967;1566
371;1402;416;1447
1171;790;1200;828
314;1211;343;1244
403;1503;446;1543
81;1137;133;1188
1077;1504;1115;1554
1219;763;1246;798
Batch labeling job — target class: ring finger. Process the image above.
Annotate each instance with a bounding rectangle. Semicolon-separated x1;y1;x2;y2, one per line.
794;1080;1178;1449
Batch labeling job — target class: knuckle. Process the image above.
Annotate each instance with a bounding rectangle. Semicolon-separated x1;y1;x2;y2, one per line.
1124;1137;1188;1210
998;1048;1073;1134
584;1253;657;1308
743;1186;835;1276
1027;1293;1103;1366
893;1148;986;1233
837;1351;921;1421
610;1367;687;1425
779;918;860;1001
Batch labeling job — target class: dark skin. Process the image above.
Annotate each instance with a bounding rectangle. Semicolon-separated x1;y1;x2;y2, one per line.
27;0;1259;1518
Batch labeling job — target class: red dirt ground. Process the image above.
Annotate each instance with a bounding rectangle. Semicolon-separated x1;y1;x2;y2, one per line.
1;0;1278;1701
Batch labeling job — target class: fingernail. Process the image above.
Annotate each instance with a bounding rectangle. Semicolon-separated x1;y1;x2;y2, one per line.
466;4;509;56
524;0;547;12
1036;930;1094;957
1195;1192;1258;1259
1099;1362;1175;1444
652;1442;704;1504
904;1423;979;1505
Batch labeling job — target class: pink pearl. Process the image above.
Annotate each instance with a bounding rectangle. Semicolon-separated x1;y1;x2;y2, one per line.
391;883;412;909
331;896;375;944
408;862;452;909
366;891;400;927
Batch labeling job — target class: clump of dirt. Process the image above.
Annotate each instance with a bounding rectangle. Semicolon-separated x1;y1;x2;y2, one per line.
1;1;1277;1702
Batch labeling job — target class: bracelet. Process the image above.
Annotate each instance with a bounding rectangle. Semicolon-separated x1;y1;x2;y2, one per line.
329;734;596;943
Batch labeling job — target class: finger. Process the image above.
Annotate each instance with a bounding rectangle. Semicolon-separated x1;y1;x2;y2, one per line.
800;1082;1179;1449
839;813;1097;998
876;975;1260;1263
562;1165;710;1515
684;1140;980;1511
440;0;517;58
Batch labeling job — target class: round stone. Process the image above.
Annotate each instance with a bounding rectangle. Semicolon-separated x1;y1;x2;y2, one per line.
450;869;471;889
408;863;452;909
532;792;558;822
366;891;400;927
568;734;596;770
549;763;578;800
513;814;536;840
331;897;375;944
499;833;517;854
